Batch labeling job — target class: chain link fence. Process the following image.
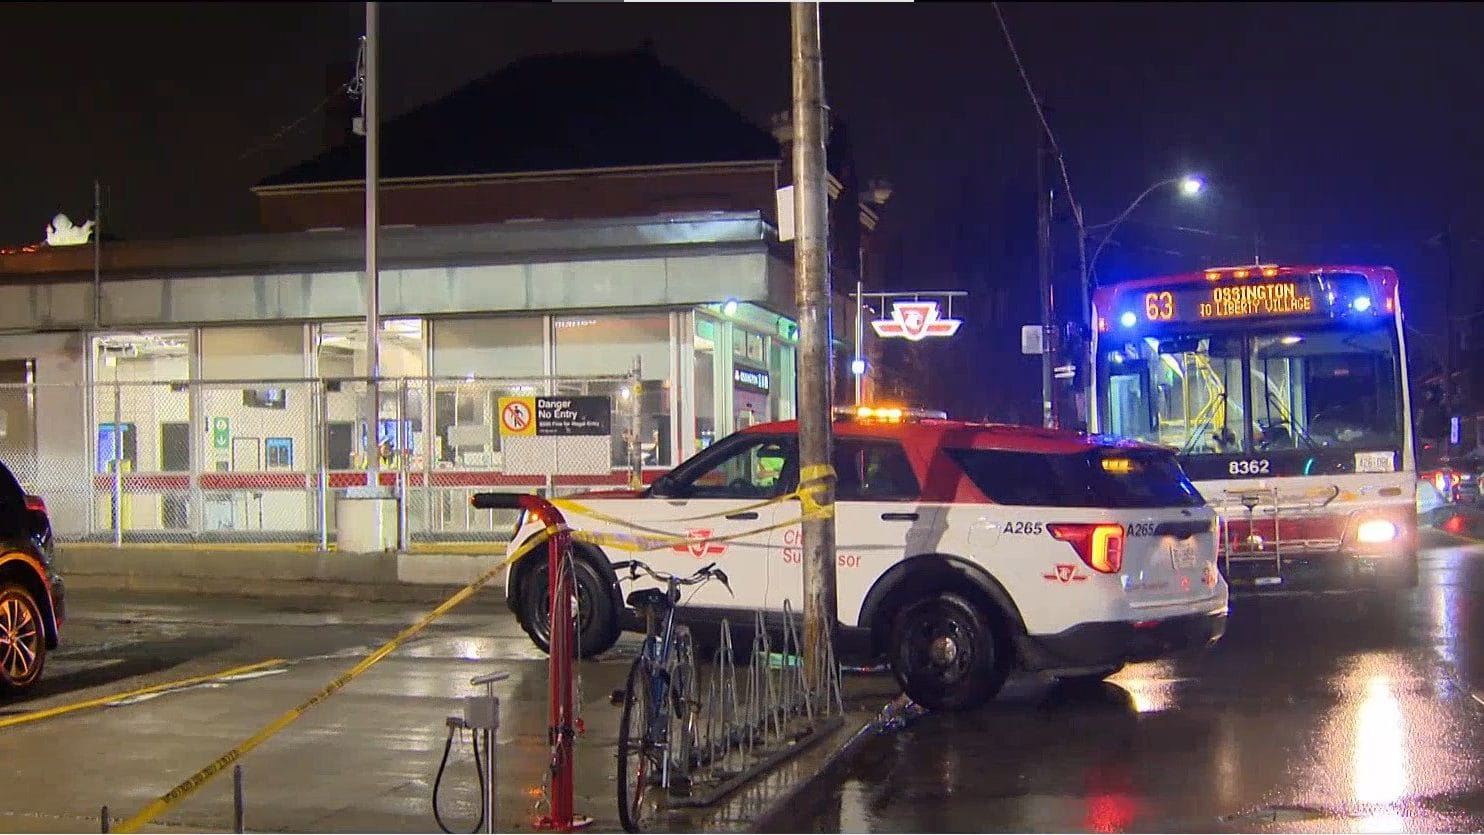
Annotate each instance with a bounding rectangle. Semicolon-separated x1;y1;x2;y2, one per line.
0;373;654;549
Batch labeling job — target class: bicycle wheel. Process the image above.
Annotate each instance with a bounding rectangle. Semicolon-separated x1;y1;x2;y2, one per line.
616;654;664;832
669;625;700;791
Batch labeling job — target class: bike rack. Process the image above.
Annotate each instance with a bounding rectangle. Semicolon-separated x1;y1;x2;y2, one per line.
471;492;582;832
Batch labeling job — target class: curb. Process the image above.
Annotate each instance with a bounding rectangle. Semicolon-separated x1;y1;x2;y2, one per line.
59;571;502;606
747;714;882;833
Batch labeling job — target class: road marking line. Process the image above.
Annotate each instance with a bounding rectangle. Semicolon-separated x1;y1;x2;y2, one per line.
0;658;286;730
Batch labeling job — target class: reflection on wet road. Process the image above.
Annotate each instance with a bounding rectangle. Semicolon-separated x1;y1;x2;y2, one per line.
783;537;1484;833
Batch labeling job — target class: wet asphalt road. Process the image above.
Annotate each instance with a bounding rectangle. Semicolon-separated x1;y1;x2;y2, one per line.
4;531;1482;833
779;531;1484;834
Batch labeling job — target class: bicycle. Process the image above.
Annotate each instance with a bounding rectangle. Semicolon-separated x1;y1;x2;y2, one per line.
611;559;731;833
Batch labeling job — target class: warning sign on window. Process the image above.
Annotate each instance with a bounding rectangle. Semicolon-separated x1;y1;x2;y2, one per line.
498;397;536;436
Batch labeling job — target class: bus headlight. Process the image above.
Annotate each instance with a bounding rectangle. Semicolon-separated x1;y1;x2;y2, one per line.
1356;518;1399;544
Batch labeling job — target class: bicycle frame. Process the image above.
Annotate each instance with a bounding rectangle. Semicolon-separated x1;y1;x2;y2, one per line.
637;576;684;786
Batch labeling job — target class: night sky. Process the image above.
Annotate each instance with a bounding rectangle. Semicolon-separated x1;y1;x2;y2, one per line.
4;2;1480;421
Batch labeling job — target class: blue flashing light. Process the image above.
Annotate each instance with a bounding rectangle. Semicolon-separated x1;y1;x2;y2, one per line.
1352;295;1372;313
1119;311;1138;328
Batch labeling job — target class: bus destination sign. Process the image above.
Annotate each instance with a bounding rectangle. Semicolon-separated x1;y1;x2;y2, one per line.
1136;280;1319;325
1200;281;1314;319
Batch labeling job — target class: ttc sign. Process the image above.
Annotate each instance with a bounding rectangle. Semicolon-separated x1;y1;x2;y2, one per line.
871;301;962;341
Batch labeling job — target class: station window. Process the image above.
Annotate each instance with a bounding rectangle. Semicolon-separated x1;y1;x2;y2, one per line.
554;314;674;468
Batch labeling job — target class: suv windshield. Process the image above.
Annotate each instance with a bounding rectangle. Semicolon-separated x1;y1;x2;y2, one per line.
1098;321;1402;457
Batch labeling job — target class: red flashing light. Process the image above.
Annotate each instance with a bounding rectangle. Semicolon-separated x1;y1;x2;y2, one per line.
1049;523;1125;573
23;495;45;515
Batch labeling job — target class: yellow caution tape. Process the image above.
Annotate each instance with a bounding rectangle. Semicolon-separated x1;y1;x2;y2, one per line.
547;465;838;552
0;658;287;731
114;529;556;833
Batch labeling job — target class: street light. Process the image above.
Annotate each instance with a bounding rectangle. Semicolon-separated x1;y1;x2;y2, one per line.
1086;175;1205;284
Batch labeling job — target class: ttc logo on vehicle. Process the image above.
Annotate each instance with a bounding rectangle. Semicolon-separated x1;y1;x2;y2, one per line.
673;529;726;559
1043;564;1088;584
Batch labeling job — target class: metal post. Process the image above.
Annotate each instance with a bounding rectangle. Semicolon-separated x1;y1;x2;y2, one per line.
629;355;644;489
397;379;409;551
363;1;382;489
112;375;123;547
318;381;330;550
545;509;575;830
791;1;838;690
1036;128;1056;429
232;765;244;833
853;279;864;405
100;805;109;833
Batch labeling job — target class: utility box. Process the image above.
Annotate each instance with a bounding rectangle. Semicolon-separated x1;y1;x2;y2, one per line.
335;485;398;553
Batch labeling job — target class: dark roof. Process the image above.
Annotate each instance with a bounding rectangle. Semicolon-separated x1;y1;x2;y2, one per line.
258;49;780;189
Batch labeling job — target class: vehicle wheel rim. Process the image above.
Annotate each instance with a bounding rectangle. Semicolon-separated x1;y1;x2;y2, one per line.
0;592;40;684
536;572;595;645
902;611;975;687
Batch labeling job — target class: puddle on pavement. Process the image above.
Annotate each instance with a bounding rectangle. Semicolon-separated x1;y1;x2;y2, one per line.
1221;804;1339;825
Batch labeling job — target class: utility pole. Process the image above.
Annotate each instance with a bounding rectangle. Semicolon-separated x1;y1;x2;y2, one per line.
1036;126;1056;429
1443;223;1456;449
790;2;838;682
363;1;381;480
92;179;102;328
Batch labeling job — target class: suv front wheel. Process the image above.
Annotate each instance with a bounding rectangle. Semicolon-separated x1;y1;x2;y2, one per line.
889;592;1007;712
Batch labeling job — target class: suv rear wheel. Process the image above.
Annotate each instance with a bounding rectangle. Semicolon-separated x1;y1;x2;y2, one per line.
0;582;46;693
889;592;1007;712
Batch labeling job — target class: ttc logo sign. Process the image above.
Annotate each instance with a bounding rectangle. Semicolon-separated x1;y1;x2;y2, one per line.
870;301;962;342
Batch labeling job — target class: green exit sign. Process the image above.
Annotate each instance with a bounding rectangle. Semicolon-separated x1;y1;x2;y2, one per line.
211;417;230;449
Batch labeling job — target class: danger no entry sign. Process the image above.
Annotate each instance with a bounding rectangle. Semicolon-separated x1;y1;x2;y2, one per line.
497;396;611;437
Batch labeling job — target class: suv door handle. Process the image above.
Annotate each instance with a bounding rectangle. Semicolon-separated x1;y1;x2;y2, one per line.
726;511;759;520
881;512;919;521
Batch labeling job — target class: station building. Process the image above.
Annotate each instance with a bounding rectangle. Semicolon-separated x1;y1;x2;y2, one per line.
0;48;884;548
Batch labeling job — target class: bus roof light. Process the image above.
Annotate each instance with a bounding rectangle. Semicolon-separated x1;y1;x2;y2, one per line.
1262;267;1279;278
1233;269;1250;279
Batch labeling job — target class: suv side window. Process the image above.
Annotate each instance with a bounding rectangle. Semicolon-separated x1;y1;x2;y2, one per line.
662;435;798;500
834;439;920;501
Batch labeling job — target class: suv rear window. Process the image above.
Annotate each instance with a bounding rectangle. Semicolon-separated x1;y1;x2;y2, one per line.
946;448;1204;508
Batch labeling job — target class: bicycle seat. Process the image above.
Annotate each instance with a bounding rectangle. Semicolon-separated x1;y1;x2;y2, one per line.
626;587;675;611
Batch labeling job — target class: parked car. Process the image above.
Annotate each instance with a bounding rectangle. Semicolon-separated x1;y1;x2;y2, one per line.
0;460;64;695
504;408;1228;711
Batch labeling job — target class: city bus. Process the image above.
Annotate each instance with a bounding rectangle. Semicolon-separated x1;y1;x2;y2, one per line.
1089;264;1418;592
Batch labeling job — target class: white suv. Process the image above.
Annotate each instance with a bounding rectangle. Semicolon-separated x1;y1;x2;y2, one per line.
504;411;1229;711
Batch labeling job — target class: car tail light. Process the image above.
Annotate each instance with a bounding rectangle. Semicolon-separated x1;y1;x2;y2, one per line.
24;495;46;515
1048;523;1125;574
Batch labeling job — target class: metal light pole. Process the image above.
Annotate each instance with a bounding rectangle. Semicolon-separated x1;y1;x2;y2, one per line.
852;277;864;405
790;1;838;681
364;1;381;481
1073;175;1201;428
1085;176;1204;287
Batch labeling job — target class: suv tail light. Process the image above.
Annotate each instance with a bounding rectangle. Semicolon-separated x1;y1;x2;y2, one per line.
24;494;46;515
1048;523;1125;573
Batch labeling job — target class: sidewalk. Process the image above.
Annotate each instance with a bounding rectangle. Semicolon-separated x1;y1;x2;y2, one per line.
55;544;507;603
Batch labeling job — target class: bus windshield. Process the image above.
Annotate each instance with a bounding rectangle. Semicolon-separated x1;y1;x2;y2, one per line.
1098;321;1402;457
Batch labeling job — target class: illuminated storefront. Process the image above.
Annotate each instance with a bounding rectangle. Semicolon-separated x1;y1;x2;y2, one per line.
0;212;833;545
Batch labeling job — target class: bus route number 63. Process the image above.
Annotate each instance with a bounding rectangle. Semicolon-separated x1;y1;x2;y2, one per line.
1229;459;1271;476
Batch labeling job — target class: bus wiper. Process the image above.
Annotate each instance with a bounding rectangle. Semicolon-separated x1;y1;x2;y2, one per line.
1264;388;1320;451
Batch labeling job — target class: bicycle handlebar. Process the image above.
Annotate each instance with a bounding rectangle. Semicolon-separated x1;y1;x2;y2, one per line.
612;559;731;592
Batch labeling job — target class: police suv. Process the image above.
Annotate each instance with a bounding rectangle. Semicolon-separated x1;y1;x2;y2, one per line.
504;407;1229;711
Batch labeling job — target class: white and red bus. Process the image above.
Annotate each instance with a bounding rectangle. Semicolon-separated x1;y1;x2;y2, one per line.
1089;264;1418;592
